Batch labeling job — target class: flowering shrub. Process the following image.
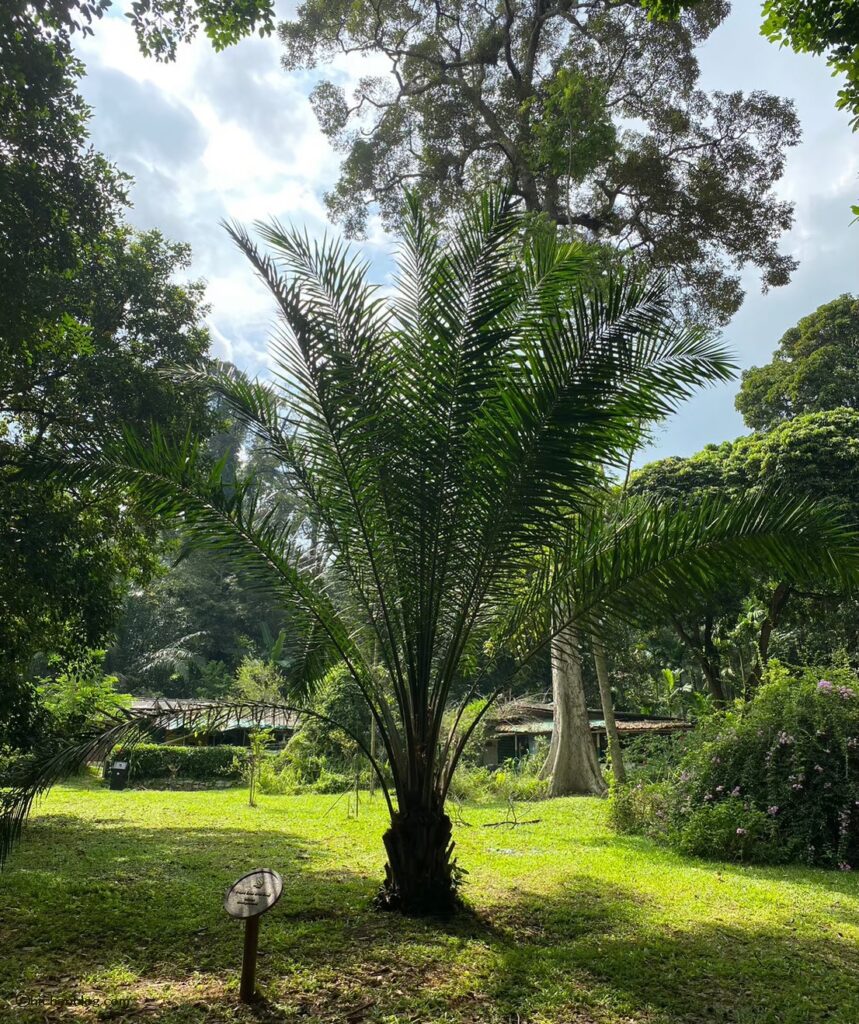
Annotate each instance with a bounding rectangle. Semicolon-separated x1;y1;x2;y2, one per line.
673;798;776;862
611;663;859;868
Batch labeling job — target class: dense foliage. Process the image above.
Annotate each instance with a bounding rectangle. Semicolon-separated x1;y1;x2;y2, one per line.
0;3;213;744
17;0;275;60
261;666;372;794
736;294;859;430
612;663;859;868
628;407;859;701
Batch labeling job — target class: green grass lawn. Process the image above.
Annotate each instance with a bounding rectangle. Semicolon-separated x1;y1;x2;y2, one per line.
1;778;858;1024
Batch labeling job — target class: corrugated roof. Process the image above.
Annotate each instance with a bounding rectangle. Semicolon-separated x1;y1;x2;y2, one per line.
489;699;691;737
130;698;299;732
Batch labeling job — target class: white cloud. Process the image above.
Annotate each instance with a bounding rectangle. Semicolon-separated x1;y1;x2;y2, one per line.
75;3;393;369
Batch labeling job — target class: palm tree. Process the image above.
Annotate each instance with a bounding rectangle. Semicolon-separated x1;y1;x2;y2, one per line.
3;191;858;915
538;489;859;797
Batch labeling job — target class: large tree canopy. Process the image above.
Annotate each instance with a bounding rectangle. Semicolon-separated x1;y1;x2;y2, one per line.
281;0;799;324
0;3;213;746
736;294;859;431
646;0;859;126
630;408;859;698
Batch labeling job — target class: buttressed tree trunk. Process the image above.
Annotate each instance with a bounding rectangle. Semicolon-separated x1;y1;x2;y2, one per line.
543;622;608;798
592;633;626;785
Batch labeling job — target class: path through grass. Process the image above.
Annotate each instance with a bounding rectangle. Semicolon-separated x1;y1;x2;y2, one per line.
1;777;857;1023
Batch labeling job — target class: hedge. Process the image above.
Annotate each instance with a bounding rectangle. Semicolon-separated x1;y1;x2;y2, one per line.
112;743;250;781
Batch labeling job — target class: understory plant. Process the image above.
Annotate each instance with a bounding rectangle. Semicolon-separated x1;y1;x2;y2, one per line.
447;743;550;804
612;663;859;867
5;191;859;915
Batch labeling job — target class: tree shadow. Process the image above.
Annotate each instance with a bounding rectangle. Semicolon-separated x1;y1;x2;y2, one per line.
2;813;858;1023
583;828;859;899
474;878;859;1023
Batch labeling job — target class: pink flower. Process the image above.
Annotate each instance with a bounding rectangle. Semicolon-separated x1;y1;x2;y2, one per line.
736;828;747;836
767;806;779;816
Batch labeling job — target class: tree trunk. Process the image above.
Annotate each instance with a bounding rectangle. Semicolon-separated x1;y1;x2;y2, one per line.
544;624;608;798
377;802;459;916
672;614;728;707
747;581;791;691
592;633;626;785
701;662;727;706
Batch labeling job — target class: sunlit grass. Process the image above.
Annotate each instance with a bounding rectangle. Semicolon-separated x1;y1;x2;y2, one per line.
1;775;857;1022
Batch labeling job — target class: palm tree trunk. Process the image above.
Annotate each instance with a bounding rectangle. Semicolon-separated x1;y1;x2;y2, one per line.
544;623;607;797
592;633;626;785
377;799;458;916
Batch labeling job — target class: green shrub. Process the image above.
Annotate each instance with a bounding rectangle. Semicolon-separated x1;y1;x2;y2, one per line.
114;743;250;782
620;731;698;783
0;747;35;787
256;755;363;795
674;798;777;862
612;663;859;869
609;780;674;840
448;743;550;804
258;664;373;794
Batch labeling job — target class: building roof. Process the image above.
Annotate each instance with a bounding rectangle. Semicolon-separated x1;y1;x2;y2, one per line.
489;698;692;737
130;698;299;732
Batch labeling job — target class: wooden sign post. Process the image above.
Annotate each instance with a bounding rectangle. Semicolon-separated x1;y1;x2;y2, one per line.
224;868;283;1003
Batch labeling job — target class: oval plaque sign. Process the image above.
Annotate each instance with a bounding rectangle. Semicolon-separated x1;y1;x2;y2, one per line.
224;868;283;920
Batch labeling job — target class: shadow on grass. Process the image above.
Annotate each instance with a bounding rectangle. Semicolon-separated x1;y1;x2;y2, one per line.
582;827;859;900
1;814;858;1023
477;882;859;1024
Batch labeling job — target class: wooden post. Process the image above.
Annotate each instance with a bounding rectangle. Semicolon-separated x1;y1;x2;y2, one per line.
240;915;260;1002
225;868;282;1004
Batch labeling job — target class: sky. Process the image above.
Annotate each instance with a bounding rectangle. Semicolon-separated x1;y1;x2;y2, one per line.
75;2;859;467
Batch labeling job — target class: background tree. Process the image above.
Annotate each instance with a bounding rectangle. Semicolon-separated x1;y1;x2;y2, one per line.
736;294;859;430
630;407;859;696
0;3;213;747
18;0;275;60
281;0;799;323
106;401;301;698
